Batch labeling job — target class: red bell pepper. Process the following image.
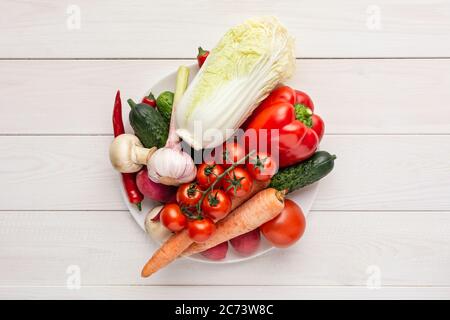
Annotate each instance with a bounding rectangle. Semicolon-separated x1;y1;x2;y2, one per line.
295;90;324;141
245;86;324;168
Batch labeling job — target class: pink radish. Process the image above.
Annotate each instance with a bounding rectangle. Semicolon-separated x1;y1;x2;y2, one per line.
200;241;229;261
136;168;177;203
230;229;261;256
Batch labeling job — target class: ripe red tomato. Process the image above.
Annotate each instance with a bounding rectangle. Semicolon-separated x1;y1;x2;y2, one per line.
201;189;232;220
295;90;314;112
246;152;277;181
196;162;225;188
311;114;325;142
188;218;216;242
222;167;253;197
160;203;187;232
221;141;246;168
176;183;202;209
261;199;306;248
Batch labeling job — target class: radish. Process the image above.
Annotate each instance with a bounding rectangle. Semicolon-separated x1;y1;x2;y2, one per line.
200;241;228;261
230;228;261;256
136;168;177;203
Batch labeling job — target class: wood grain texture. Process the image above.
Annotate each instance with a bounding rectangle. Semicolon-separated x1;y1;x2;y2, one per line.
1;59;450;134
1;286;449;300
1;0;450;300
0;135;449;211
0;211;449;287
1;0;450;58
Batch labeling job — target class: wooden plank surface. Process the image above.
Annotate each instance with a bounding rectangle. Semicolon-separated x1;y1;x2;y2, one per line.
1;0;449;300
1;59;450;135
1;286;449;300
0;135;449;211
0;211;449;287
1;0;450;58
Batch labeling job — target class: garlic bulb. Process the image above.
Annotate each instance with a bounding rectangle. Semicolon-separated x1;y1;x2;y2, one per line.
146;65;197;186
147;146;196;186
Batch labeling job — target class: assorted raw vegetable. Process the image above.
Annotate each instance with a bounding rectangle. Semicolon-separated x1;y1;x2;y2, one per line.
183;188;285;256
108;16;337;277
141;179;269;277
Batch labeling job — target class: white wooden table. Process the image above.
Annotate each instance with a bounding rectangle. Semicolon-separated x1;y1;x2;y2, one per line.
1;0;449;300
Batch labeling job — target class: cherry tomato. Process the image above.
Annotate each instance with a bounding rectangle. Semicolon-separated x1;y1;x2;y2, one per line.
201;189;232;220
261;199;306;248
295;90;314;112
222;167;253;197
246;152;277;181
221;141;246;168
160;203;187;232
176;183;202;209
196;162;225;188
188;218;216;242
311;114;325;142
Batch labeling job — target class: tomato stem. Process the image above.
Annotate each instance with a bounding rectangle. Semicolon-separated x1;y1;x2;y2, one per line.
195;150;256;214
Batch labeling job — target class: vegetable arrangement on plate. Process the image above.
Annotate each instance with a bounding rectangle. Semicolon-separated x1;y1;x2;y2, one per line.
108;16;336;277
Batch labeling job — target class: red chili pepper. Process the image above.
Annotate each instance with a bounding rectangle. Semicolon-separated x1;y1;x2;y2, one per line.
141;92;157;107
113;90;125;136
113;90;144;210
197;47;209;68
245;86;324;168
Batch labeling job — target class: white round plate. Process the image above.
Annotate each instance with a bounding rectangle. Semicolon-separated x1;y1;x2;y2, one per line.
121;64;320;263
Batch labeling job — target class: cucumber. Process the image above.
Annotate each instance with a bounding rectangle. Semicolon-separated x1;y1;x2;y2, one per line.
269;151;336;193
156;91;174;123
128;99;168;149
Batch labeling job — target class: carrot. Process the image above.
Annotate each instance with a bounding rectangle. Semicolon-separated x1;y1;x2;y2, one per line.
141;229;191;277
183;188;285;256
141;179;269;278
230;179;269;210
